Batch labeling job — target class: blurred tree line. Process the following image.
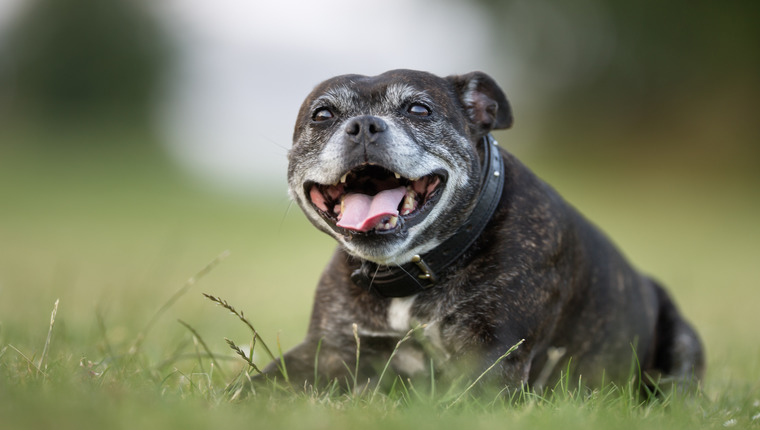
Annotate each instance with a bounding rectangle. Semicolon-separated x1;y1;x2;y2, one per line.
0;0;757;162
0;0;166;127
477;0;759;162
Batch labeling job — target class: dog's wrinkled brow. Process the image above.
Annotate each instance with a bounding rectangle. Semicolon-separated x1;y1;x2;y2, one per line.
311;82;431;115
311;85;357;113
384;83;430;106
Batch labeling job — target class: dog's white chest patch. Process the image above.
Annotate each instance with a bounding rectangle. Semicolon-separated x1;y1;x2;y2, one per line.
387;296;416;332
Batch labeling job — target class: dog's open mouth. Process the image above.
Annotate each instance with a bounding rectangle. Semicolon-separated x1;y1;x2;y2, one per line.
306;165;446;234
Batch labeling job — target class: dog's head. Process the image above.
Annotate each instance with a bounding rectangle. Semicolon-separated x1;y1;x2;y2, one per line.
288;70;512;265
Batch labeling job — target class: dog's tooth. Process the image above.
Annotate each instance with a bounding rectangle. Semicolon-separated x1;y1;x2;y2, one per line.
394;172;401;179
340;172;348;184
400;189;416;215
388;215;398;227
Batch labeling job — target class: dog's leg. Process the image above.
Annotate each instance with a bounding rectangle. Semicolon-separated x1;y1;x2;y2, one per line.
646;281;705;391
258;338;357;388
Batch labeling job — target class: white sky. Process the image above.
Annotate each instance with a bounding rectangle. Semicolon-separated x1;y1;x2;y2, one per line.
0;0;20;23
151;0;501;195
1;0;609;196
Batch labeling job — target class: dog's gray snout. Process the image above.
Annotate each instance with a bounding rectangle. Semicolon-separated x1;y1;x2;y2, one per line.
345;115;387;143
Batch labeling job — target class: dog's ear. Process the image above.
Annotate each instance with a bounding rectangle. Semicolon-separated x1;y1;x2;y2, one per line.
447;71;513;133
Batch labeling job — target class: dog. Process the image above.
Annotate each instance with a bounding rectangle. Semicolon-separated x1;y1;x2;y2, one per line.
262;69;704;392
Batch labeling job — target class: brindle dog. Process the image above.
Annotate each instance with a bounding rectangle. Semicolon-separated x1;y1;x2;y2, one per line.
264;69;703;392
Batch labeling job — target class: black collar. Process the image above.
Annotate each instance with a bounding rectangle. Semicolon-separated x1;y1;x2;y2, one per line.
350;134;505;297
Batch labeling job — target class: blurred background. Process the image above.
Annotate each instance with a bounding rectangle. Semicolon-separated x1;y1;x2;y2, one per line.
0;0;758;389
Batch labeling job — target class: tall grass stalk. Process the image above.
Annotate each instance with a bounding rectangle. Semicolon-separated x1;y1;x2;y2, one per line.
129;250;230;355
370;324;424;401
202;293;276;364
37;298;59;371
448;339;525;408
177;319;227;379
224;337;261;373
352;323;361;392
7;344;47;378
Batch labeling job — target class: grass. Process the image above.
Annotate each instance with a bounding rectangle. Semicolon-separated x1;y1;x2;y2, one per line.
1;124;759;429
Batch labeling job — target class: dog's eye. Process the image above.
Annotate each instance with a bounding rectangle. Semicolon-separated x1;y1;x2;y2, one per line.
312;108;334;122
407;103;431;116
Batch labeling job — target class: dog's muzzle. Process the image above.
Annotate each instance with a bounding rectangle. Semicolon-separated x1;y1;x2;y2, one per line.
305;165;447;235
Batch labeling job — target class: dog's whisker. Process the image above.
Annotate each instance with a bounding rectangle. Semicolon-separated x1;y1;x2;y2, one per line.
258;134;290;153
278;198;297;236
367;264;381;292
394;263;425;289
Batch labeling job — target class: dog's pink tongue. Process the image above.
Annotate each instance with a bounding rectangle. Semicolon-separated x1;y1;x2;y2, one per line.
337;186;406;232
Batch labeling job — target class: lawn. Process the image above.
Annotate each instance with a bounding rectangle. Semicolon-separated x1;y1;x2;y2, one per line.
1;124;758;429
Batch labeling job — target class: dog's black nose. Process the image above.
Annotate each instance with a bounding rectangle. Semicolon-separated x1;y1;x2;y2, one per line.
345;116;387;144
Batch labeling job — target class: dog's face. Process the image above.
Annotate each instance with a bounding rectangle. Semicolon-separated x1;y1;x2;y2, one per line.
288;70;512;265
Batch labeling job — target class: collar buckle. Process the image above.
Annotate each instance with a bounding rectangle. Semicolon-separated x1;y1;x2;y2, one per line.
410;255;436;283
